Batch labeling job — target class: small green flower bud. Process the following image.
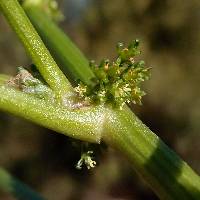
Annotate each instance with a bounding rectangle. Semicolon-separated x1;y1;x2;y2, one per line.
75;40;151;109
76;151;96;170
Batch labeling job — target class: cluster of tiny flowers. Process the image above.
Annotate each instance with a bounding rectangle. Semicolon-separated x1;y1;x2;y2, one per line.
76;151;96;170
75;40;150;109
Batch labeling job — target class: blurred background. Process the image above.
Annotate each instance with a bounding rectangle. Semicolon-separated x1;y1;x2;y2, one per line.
0;0;200;199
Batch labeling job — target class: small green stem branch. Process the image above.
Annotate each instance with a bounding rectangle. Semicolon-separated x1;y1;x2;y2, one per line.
0;85;104;143
24;5;96;86
0;167;44;200
104;106;200;199
0;0;72;100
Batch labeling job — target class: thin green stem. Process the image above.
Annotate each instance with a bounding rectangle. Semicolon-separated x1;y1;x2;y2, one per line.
0;0;72;100
0;85;104;143
0;167;44;200
104;106;200;199
24;5;96;87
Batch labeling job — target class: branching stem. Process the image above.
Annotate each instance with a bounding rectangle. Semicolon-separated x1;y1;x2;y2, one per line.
0;0;72;100
0;1;200;200
0;85;104;143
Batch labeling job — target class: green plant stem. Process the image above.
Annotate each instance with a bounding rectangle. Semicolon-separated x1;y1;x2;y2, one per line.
103;106;200;199
0;85;104;143
0;74;10;85
22;5;200;199
0;0;72;100
0;167;44;200
1;84;200;199
1;2;200;199
23;5;96;87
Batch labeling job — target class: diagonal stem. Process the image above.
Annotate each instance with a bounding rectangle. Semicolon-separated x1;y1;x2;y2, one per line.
1;2;200;199
22;6;200;199
104;106;200;199
23;5;97;87
0;0;72;100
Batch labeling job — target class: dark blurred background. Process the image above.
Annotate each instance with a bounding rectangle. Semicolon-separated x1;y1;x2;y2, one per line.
0;0;200;199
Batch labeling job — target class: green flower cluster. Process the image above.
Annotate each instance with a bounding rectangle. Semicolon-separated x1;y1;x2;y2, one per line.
76;151;96;170
75;40;150;109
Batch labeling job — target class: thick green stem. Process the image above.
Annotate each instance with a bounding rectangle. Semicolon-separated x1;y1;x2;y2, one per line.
16;5;200;198
1;1;200;199
0;85;104;143
23;5;96;87
0;0;72;99
0;167;44;200
1;83;200;199
103;106;200;199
